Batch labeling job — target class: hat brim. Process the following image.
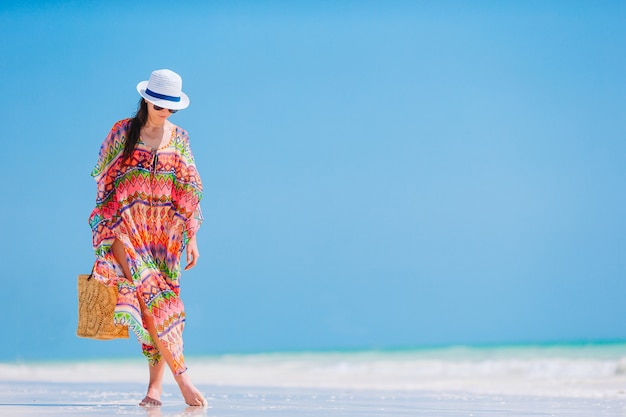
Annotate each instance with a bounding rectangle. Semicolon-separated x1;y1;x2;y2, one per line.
136;81;190;110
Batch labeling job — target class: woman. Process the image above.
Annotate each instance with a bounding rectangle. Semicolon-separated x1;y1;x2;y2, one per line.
89;69;207;407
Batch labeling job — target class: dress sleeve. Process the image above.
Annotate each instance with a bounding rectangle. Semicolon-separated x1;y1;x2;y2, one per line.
88;120;127;257
175;132;203;244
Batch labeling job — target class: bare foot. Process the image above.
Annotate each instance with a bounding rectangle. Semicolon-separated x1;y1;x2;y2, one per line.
139;379;163;407
140;361;165;407
139;395;162;407
176;373;207;406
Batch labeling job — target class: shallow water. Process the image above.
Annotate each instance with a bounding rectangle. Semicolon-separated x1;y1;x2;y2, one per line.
1;382;626;417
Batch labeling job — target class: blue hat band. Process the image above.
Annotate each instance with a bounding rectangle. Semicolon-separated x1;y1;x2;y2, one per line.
145;88;181;103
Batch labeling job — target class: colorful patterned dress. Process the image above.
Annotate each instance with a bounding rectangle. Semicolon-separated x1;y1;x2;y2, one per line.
89;118;203;375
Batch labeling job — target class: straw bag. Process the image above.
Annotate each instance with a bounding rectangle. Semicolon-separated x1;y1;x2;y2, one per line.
76;274;129;340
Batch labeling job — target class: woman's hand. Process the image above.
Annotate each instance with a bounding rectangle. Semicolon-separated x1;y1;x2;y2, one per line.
184;234;200;270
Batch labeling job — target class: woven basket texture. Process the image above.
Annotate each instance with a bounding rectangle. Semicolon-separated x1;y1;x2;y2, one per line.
76;274;129;340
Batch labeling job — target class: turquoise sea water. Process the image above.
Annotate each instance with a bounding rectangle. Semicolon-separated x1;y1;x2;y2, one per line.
361;340;626;360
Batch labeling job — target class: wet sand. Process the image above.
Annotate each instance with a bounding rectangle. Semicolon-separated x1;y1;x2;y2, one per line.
1;381;625;416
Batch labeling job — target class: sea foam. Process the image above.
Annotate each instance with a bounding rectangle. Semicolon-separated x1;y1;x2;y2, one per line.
3;344;626;399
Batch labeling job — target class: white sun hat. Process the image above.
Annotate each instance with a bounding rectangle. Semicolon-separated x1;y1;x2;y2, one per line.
136;69;190;110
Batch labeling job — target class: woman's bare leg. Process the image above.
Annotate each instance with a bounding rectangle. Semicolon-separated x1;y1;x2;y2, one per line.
112;238;206;407
138;360;165;406
112;239;133;280
137;296;207;406
113;239;166;406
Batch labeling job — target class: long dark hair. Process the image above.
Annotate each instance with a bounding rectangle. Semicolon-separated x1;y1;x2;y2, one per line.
122;98;148;164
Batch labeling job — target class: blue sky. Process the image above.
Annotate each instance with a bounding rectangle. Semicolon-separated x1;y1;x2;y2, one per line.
1;1;625;361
